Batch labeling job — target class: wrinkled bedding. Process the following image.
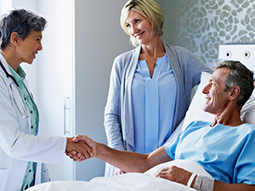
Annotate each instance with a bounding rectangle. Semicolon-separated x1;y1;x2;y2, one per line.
27;160;212;191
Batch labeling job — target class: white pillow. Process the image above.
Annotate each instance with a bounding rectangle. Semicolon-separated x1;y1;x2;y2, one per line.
167;72;255;143
241;95;255;125
182;72;255;131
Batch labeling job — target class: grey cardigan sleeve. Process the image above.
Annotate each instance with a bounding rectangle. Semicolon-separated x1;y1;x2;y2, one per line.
104;56;125;150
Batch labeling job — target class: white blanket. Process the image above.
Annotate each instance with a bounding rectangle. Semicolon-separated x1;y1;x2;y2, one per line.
27;160;212;191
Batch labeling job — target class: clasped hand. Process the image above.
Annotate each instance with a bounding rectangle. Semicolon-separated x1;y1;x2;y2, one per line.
65;135;96;162
65;135;194;187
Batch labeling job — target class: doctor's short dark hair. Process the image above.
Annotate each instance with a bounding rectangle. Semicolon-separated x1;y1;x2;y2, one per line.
215;60;254;107
0;9;47;50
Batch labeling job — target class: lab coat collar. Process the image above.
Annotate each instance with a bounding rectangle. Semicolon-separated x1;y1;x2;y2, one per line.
0;53;20;87
8;65;26;86
0;53;15;77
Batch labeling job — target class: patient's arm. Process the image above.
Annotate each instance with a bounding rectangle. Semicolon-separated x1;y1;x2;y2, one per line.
156;165;255;191
71;135;172;173
213;181;255;191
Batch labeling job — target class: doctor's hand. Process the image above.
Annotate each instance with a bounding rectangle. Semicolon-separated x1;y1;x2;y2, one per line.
156;165;194;187
65;137;95;162
66;135;97;162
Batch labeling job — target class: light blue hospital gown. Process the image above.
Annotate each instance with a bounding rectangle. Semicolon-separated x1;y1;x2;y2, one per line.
132;53;177;154
165;121;255;184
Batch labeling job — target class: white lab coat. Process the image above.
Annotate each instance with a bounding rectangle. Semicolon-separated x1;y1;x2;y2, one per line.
0;54;67;191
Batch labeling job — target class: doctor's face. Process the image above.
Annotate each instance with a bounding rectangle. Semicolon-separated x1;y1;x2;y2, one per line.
16;30;43;64
202;68;232;116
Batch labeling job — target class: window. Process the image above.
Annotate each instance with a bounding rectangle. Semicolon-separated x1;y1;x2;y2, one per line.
1;0;12;15
0;0;2;15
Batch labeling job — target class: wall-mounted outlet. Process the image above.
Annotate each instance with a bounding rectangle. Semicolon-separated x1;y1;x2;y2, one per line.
219;44;255;74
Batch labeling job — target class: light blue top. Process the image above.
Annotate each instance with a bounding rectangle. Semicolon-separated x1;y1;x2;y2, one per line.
165;121;255;184
104;42;212;152
9;66;39;190
132;54;176;154
104;42;212;176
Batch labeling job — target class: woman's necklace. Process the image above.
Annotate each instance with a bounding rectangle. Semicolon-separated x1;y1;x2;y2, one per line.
147;54;157;68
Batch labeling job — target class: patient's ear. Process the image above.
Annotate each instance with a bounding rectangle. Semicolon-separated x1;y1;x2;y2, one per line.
229;85;240;101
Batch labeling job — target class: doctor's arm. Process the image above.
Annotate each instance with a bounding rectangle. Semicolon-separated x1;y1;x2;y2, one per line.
0;76;94;163
71;135;172;173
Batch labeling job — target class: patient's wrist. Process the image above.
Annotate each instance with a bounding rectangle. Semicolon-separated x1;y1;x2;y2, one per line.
187;173;197;187
193;175;214;191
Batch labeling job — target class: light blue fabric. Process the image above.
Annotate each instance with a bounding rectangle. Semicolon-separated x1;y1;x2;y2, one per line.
164;121;255;184
8;66;38;190
104;42;212;152
132;54;176;154
104;42;212;176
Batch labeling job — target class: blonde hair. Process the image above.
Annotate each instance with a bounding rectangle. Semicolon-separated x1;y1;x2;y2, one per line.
120;0;164;47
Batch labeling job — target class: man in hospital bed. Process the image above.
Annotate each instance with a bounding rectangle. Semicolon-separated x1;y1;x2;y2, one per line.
71;60;255;191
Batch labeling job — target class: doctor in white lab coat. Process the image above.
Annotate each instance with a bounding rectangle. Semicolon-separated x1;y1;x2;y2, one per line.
0;9;93;191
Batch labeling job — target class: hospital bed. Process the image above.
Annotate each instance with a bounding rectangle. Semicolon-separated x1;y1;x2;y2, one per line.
27;72;255;191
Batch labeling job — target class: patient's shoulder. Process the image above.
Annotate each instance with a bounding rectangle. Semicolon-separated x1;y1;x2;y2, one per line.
184;121;211;131
240;123;255;132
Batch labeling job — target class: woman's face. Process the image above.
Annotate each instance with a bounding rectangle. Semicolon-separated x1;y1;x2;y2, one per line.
125;10;155;45
16;30;43;64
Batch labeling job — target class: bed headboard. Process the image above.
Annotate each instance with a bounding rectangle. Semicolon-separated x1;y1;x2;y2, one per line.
218;44;255;125
219;44;255;79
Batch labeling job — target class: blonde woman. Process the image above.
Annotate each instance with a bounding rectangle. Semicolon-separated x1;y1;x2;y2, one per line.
104;0;212;176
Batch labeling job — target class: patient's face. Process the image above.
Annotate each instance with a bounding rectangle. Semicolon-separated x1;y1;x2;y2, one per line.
202;68;231;116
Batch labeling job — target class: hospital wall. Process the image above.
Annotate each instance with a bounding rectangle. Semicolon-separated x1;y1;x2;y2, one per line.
36;0;133;181
156;0;255;68
73;0;133;181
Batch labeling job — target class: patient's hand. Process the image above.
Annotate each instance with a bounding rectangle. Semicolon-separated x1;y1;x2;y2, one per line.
156;165;192;186
66;135;97;162
65;137;95;162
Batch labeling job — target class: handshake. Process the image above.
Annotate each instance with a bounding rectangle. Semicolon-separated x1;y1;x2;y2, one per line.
65;135;96;162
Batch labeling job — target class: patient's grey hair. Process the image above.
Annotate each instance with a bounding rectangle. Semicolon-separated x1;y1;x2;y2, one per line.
215;60;254;107
120;0;164;47
0;9;47;50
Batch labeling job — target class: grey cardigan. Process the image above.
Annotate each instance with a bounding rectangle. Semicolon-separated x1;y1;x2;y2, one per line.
104;41;212;151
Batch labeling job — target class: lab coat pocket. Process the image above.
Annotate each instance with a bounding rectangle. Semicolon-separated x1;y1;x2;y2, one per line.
0;169;7;191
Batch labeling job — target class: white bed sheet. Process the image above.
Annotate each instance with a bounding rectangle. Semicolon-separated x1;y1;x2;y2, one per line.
27;160;211;191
